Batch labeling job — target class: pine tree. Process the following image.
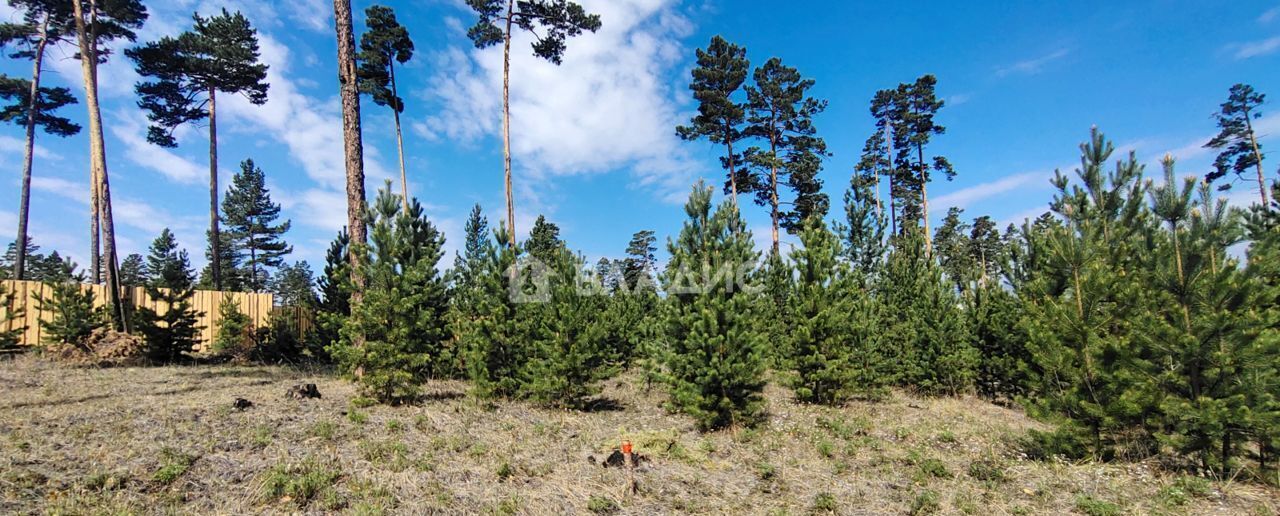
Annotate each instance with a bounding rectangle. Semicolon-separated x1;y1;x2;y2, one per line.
221;158;292;292
460;225;528;399
445;205;491;377
757;250;791;366
1244;178;1280;477
211;295;252;355
332;182;449;403
272;261;316;308
0;280;25;350
1142;158;1261;475
199;230;244;291
118;253;145;286
1019;128;1155;460
28;249;67;282
314;229;349;354
34;260;99;350
127;8;269;291
884;75;954;250
785;217;884;404
857;89;894;231
677;35;749;202
970;281;1029;401
0;0;79;282
838;164;887;276
523;215;563;262
332;0;367;349
660;182;767;430
1;237;42;280
933;207;974;293
465;0;602;247
607;229;659;367
69;0;145;330
519;246;617;408
357;4;414;209
136;229;200;363
1204;84;1270;207
877;227;976;395
740;57;830;252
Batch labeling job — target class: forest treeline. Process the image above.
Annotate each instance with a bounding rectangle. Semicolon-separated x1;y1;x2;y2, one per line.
0;0;1278;485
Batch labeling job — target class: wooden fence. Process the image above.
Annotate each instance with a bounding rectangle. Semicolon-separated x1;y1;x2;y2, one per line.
1;279;275;352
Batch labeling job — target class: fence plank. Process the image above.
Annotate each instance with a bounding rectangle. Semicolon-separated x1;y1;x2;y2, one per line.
1;279;282;352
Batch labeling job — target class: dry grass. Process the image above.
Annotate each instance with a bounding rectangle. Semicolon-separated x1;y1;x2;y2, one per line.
0;354;1276;515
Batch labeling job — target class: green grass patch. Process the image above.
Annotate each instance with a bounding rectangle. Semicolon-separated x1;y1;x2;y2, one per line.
151;448;196;485
260;459;342;509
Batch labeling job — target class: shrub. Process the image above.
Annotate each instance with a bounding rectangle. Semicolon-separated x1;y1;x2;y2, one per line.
35;263;102;350
587;495;618;514
909;490;941;515
0;281;25;350
211;295;253;356
151;448;196;485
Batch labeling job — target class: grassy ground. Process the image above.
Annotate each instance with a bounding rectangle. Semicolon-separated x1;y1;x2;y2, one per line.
0;355;1276;515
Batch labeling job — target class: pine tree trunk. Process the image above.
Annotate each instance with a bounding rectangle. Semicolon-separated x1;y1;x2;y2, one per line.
333;0;366;358
886;123;896;237
208;87;222;291
918;142;931;255
726;121;738;204
91;170;99;282
73;0;127;332
1244;114;1271;208
14;15;49;281
502;0;516;248
768;133;779;255
390;62;409;212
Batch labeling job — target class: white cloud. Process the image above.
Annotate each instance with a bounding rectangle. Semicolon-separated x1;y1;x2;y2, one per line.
107;109;205;184
30;176;88;205
0;135;54;165
995;48;1070;77
1231;36;1280;60
1260;5;1280;24
0;210;15;239
421;0;699;203
933;171;1047;211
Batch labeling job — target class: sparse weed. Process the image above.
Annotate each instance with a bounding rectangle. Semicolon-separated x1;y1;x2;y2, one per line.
1074;495;1122;516
910;489;941;515
151;448;196;485
260;459;342;508
587;495;618;514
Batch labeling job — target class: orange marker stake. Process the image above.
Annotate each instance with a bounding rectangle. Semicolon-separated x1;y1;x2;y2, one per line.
622;440;637;495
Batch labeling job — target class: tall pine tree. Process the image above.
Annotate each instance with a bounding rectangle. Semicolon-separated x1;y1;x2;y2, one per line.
128;9;269;290
677;35;750;202
221;158;291;292
741;57;830;252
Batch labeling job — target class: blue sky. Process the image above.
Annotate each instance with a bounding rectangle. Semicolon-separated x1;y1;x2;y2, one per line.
2;0;1280;273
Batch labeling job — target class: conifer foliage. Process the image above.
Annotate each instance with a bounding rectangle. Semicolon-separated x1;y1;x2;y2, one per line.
876;227;976;395
659;182;768;430
135;229;201;363
0;281;24;350
222;159;292;292
34;261;99;350
332;183;449;403
785;217;883;404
